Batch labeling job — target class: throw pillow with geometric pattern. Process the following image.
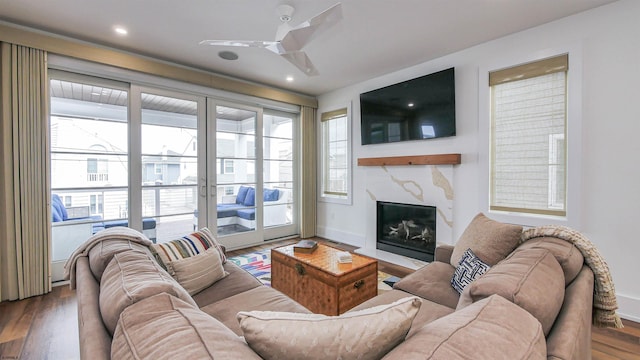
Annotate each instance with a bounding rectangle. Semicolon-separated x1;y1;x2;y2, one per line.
451;248;491;294
151;227;226;270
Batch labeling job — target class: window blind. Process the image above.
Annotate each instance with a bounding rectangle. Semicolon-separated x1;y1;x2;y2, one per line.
321;108;348;197
490;55;568;216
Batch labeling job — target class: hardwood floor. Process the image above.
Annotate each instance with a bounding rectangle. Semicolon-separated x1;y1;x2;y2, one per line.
0;238;637;359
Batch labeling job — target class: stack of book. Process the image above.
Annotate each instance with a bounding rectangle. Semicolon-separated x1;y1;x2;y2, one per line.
293;240;318;254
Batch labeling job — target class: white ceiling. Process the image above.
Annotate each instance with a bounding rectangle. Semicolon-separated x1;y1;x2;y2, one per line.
0;0;618;97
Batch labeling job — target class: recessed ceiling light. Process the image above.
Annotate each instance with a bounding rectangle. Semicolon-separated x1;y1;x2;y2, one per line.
218;51;239;61
114;26;128;36
286;76;294;82
408;103;415;107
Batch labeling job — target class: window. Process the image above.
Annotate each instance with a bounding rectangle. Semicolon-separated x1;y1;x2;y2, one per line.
320;107;350;202
489;54;568;216
86;158;109;182
224;159;235;174
89;194;104;215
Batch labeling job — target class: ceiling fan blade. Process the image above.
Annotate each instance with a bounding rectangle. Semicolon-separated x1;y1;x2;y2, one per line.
279;3;342;52
281;51;319;76
199;40;278;48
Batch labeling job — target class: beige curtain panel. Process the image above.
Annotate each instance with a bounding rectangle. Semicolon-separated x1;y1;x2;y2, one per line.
0;42;51;301
299;106;317;239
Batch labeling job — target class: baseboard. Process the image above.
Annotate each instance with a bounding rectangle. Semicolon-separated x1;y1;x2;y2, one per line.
316;225;365;248
617;293;640;322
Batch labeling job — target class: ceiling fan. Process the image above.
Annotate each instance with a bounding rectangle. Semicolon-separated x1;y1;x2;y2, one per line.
200;3;342;76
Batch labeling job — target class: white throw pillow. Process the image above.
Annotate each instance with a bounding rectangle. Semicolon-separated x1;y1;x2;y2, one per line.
165;247;228;295
237;296;422;360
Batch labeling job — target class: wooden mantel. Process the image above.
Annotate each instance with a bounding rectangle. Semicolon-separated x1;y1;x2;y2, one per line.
357;153;461;166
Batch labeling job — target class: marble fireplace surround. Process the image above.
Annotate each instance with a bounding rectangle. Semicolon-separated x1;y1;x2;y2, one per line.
355;154;459;270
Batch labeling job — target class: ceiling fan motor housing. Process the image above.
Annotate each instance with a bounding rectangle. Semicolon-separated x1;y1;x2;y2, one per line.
277;4;295;22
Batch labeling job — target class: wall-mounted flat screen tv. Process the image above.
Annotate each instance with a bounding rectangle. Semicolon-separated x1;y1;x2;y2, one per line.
360;67;455;145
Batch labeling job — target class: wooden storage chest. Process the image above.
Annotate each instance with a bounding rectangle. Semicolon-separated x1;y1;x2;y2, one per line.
271;243;378;315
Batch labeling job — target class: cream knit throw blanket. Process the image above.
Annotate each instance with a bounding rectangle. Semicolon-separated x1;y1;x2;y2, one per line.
521;225;623;328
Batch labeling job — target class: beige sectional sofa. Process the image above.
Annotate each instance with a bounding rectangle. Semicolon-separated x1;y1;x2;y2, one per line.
71;213;600;359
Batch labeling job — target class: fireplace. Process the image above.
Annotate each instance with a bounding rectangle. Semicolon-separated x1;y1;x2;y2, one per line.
376;201;436;262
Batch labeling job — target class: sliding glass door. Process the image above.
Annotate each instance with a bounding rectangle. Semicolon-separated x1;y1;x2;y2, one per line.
137;88;205;243
49;73;129;281
50;70;300;281
201;103;298;249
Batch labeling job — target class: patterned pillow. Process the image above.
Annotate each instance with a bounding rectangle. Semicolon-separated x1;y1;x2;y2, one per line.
451;248;490;294
151;227;226;269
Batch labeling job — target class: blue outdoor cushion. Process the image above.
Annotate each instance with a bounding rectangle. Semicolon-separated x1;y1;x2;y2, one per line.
217;203;243;218
236;186;250;204
51;194;67;221
243;187;256;207
263;188;280;202
236;209;256;221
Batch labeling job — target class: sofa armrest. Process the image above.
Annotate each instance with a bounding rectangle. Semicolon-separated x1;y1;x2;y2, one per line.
75;256;111;360
435;244;454;263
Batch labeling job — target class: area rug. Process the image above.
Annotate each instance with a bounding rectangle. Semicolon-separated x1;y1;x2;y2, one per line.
228;250;272;286
228;248;397;293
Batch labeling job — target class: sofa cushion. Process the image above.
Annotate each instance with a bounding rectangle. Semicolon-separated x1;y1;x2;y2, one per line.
348;289;455;337
451;248;491;294
200;285;311;335
382;295;547;360
51;194;68;221
111;293;261;360
393;261;460;309
191;261;262;307
88;239;151;281
236;185;251;204
237;296;422;360
244;187;256;206
457;248;565;336
99;250;196;335
450;213;522;267
264;188;279;201
151;227;226;268
165;247;228;295
517;236;584;285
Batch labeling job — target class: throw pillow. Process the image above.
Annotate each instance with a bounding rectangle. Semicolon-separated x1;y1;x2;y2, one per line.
450;213;522;267
237;296;422;360
165;247;229;295
151;227;226;269
243;187;256;206
263;188;280;201
451;248;491;294
236;185;251;204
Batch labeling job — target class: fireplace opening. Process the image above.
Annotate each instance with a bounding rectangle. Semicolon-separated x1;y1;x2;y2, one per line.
376;201;436;262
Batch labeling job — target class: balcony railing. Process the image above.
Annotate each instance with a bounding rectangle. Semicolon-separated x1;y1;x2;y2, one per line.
87;173;109;182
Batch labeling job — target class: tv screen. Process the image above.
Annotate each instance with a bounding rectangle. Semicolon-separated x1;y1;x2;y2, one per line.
360;67;455;145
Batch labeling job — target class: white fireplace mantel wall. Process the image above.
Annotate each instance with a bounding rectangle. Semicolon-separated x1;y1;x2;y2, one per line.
353;164;455;269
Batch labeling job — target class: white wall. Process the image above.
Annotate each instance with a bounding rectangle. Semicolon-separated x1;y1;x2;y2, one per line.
317;0;640;321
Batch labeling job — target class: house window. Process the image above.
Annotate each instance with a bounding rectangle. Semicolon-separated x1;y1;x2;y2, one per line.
154;163;162;174
224;159;235;174
320;107;350;201
87;158;109;182
90;194;104;215
489;54;568;216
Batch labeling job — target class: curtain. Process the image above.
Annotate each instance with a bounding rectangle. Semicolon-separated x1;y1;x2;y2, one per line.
0;42;51;301
299;106;317;238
